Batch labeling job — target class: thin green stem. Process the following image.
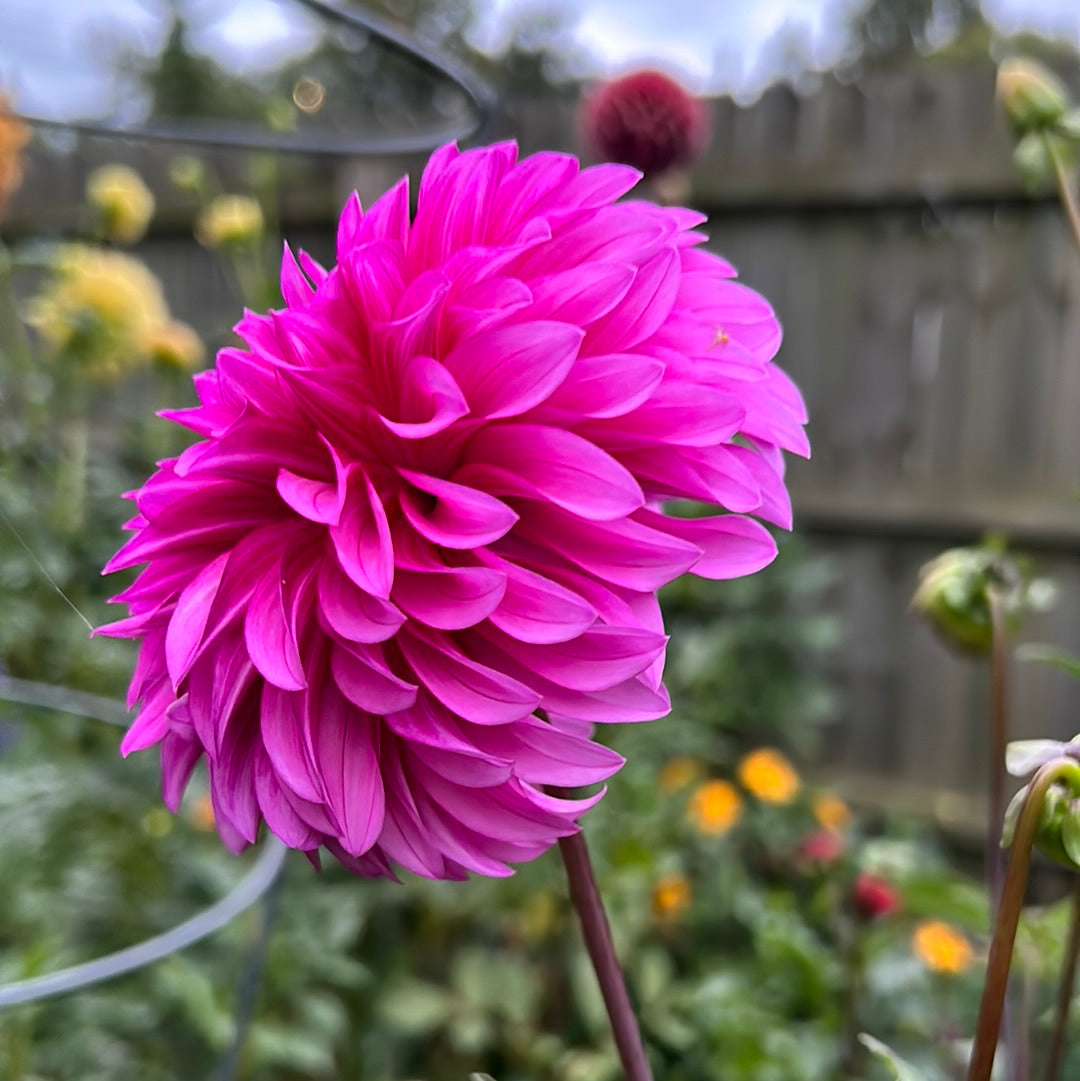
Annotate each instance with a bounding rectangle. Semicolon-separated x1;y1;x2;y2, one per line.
1046;134;1080;258
967;760;1080;1081
557;828;653;1081
1043;877;1080;1081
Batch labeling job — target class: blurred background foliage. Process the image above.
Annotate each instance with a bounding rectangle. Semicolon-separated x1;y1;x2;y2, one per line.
4;1;1080;1080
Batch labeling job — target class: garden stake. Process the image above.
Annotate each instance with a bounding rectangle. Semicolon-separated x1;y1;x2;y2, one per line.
1043;877;1080;1081
967;760;1080;1081
557;828;654;1081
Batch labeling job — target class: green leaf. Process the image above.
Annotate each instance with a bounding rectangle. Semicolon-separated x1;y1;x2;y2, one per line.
1061;808;1080;869
1018;644;1080;681
858;1034;929;1081
378;979;455;1035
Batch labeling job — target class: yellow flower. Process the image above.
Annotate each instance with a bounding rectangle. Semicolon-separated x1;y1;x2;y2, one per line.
687;780;742;836
196;194;264;248
658;756;704;793
912;921;974;974
148;320;204;371
737;748;800;805
813;793;851;833
86;164;155;245
0;93;30;218
29;244;170;380
651;874;691;921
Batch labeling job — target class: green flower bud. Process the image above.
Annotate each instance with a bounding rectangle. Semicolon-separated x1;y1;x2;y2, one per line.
997;58;1069;135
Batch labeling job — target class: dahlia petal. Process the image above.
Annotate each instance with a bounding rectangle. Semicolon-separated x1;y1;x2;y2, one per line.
377;355;469;439
276;467;344;526
476;549;597;644
543;352;665;419
514;505;701;592
479;624;666;693
255;750;321;849
586;248;680;353
488;151;578;239
618;444;762;510
410;742;515;788
358;175;410;248
398;630;541;725
244;568;307;691
310;689;385;856
317;559;405;643
399;469;518;549
260;685;323;804
461;424;644;521
281;243;315;308
215;719;261;845
526;263;636;326
165;551;231;686
209;784;252;854
330;469;394;599
546;162;642;210
119;682;170;755
336;191;364;258
186;639;257;757
331;641;419;713
637;509;778;579
444;322;583;418
160;732;201;812
392;565;507;630
730;442;793;529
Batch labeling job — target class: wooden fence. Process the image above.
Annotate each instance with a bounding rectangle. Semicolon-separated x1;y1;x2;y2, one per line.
10;53;1080;824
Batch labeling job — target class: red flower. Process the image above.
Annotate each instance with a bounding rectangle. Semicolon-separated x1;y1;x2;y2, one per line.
795;830;844;870
852;873;900;920
580;70;708;177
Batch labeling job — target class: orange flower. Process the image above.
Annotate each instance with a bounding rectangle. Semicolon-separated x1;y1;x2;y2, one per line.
188;793;216;832
912;921;973;974
651;874;691;921
658;756;704;794
812;793;851;833
0;94;30;218
737;748;800;805
687;780;742;836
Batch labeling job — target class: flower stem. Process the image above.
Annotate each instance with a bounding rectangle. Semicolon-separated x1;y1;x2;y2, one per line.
1046;134;1080;258
557;828;653;1081
967;760;1080;1081
1043;876;1080;1081
987;589;1008;908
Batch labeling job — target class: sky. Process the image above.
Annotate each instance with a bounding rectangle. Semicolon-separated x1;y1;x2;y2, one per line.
3;0;1080;122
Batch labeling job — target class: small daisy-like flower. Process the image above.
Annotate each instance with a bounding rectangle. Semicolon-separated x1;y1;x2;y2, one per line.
658;756;704;793
737;748;800;805
687;780;743;836
912;920;974;974
651;874;691;921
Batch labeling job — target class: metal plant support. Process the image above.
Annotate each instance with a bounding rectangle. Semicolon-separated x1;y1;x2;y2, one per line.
0;1;497;1070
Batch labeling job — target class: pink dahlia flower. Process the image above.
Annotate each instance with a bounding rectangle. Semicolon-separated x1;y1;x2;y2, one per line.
580;70;709;177
101;141;807;880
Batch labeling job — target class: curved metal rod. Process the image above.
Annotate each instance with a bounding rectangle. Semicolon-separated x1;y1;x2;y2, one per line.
0;675;129;726
0;679;289;1009
0;838;288;1008
12;0;496;154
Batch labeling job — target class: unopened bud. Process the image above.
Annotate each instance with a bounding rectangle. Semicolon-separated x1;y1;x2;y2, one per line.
997;59;1069;135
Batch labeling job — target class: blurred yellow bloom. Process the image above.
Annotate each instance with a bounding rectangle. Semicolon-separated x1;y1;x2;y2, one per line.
188;793;216;832
0;93;30;218
912;921;974;974
738;748;800;805
148;320;205;371
651;874;691;921
196;194;264;248
687;779;742;836
29;244;170;380
996;58;1068;134
658;756;704;793
86;164;155;245
813;793;851;833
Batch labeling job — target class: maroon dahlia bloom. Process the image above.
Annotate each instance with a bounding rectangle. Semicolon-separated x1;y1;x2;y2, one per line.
580;70;709;177
101;141;808;880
